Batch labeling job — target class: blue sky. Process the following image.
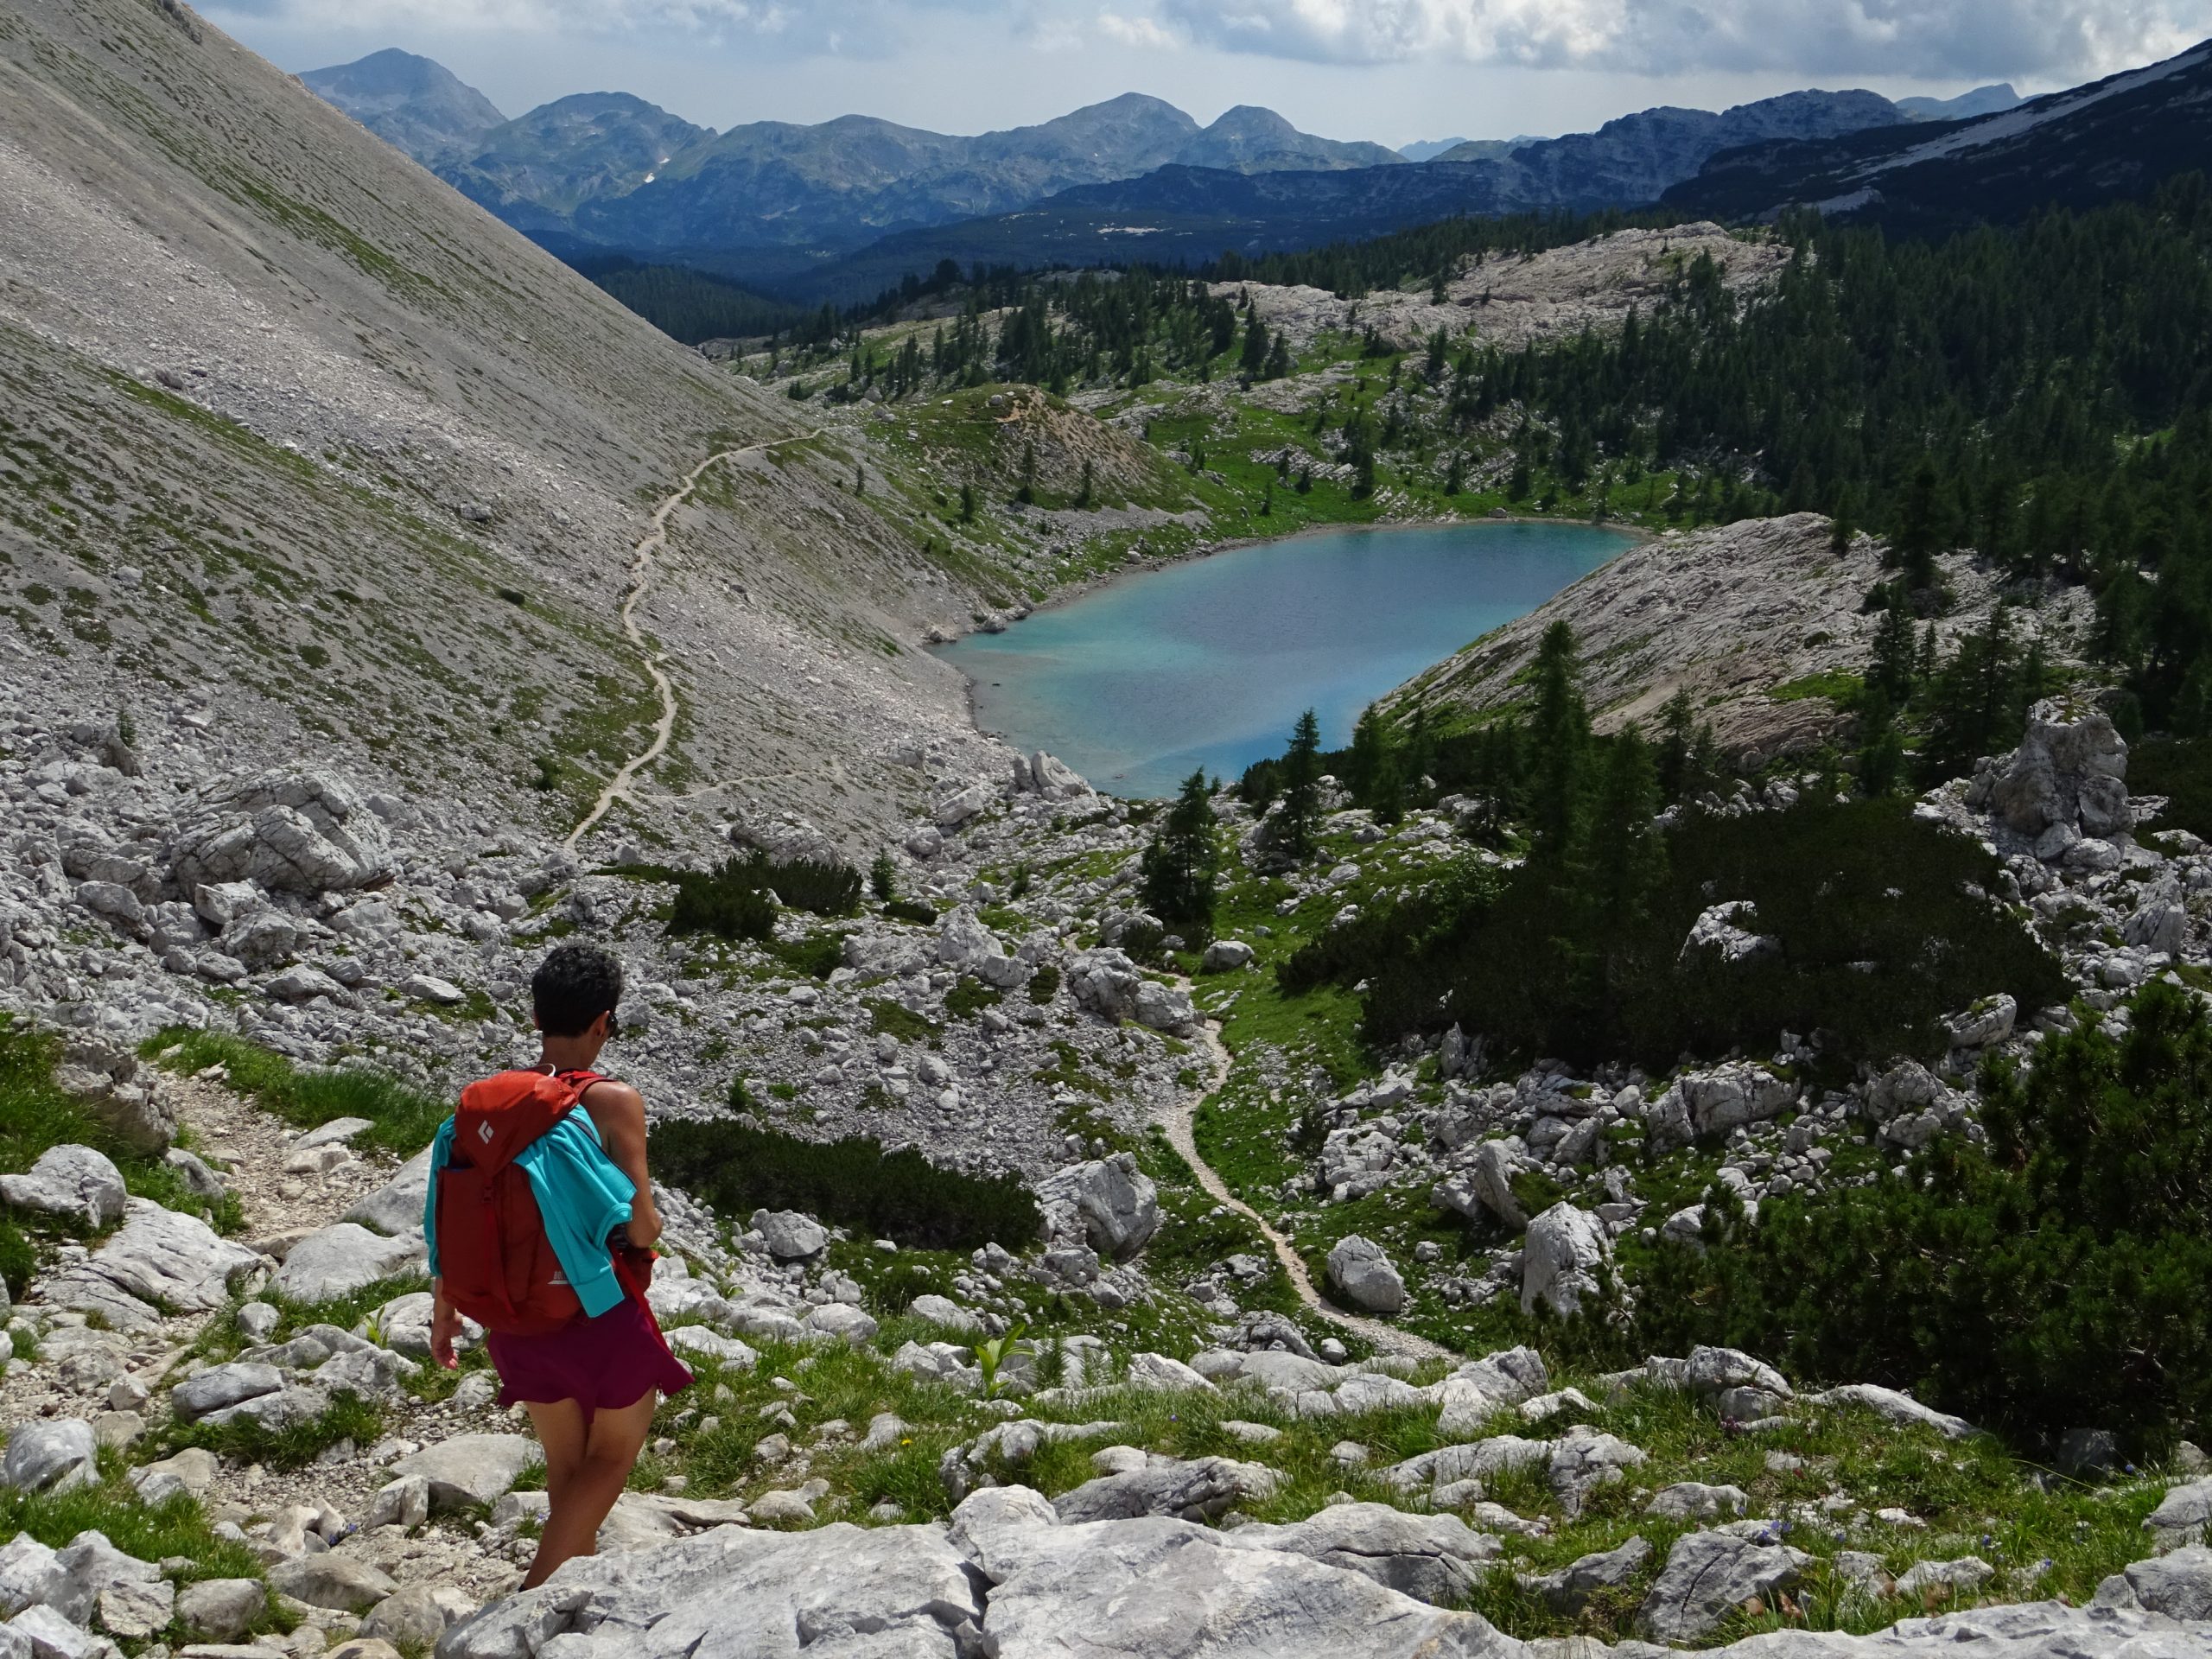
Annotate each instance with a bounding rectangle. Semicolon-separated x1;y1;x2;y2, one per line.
209;0;2210;143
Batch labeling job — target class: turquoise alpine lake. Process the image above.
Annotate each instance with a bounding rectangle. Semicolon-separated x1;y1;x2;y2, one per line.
938;520;1635;798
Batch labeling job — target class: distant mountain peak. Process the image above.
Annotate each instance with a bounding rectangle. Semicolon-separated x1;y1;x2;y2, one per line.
302;48;505;166
1896;83;2023;122
1398;137;1472;163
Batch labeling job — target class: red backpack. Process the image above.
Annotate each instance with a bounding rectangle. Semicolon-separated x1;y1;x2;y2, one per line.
436;1068;604;1335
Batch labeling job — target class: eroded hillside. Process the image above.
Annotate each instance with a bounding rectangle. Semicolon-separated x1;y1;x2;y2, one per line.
0;0;1003;856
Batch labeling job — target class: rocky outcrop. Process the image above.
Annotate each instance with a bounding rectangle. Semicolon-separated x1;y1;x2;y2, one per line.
1968;700;2131;853
1035;1154;1160;1260
168;770;392;895
1394;514;2082;762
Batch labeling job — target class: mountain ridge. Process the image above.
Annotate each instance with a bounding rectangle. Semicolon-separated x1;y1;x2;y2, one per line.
1663;41;2212;231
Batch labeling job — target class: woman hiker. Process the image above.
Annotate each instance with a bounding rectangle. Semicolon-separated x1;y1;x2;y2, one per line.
425;942;692;1588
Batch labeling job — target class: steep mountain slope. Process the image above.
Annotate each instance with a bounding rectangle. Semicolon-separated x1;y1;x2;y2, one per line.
0;0;1001;855
440;92;715;232
1666;41;2212;229
788;91;1903;303
299;47;505;165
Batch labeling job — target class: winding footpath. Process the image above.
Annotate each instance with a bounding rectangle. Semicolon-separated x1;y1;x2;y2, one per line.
565;432;820;853
1164;1003;1451;1362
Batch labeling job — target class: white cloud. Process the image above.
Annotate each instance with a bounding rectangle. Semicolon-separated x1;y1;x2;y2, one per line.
213;0;2209;86
1148;0;2208;79
1097;9;1180;46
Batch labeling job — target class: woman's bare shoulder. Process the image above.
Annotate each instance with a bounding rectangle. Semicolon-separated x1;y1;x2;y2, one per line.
579;1077;646;1129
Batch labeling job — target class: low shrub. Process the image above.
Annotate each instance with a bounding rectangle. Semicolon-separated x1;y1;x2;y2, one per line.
666;858;778;942
0;1469;264;1585
2133;735;2212;842
763;857;863;918
771;931;845;981
1287;798;2069;1070
944;977;1002;1020
168;1389;385;1470
1625;981;2212;1450
650;1119;1040;1251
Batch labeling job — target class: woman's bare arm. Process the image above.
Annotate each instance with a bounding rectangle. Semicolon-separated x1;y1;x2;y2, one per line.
582;1081;662;1249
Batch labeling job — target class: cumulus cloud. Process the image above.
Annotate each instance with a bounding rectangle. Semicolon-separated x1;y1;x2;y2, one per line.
210;0;2208;80
1147;0;2206;79
1097;9;1180;46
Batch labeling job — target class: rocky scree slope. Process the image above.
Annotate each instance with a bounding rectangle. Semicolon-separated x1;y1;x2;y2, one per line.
0;0;1007;861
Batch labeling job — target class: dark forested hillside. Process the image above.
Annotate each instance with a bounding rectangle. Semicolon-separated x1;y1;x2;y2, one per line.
1473;183;2212;731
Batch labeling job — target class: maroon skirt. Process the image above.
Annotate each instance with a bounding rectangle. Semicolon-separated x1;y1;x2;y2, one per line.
485;1295;693;1423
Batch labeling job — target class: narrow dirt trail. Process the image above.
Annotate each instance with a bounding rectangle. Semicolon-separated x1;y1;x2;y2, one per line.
1163;1001;1451;1362
565;432;820;853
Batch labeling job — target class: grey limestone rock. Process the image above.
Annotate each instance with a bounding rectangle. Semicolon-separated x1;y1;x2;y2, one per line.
436;1519;984;1659
271;1223;426;1301
175;1579;265;1642
389;1433;543;1511
1982;702;2131;842
267;1554;400;1613
1637;1530;1807;1643
1326;1234;1407;1315
1052;1456;1280;1524
1522;1203;1610;1318
39;1199;259;1332
168;770;391;895
1035;1154;1160;1261
1647;1482;1750;1521
749;1209;828;1262
1522;1535;1653;1612
1222;1503;1502;1606
2145;1478;2212;1546
0;1147;127;1230
1810;1384;1975;1441
343;1147;434;1236
2120;1547;2212;1620
1;1423;97;1497
170;1362;283;1423
1433;1141;1534;1231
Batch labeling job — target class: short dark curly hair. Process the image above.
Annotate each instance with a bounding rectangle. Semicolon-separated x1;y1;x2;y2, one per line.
532;942;624;1037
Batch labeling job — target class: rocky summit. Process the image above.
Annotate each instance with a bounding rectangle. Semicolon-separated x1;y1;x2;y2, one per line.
3;3;2212;1659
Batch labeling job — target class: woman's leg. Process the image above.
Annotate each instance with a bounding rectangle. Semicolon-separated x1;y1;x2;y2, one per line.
520;1391;658;1589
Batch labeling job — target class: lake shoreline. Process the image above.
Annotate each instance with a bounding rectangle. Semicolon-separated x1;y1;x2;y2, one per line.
966;505;1655;645
939;518;1638;798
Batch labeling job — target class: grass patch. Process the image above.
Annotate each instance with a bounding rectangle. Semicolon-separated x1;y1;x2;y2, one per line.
142;1027;447;1159
0;1461;264;1585
0;1018;235;1277
164;1390;385;1471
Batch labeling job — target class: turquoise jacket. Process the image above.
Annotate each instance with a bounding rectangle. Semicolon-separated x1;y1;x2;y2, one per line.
423;1109;635;1319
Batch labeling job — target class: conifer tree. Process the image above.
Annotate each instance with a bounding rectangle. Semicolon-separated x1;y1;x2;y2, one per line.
1240;312;1269;377
1278;709;1324;863
1526;622;1589;864
1140;770;1219;937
